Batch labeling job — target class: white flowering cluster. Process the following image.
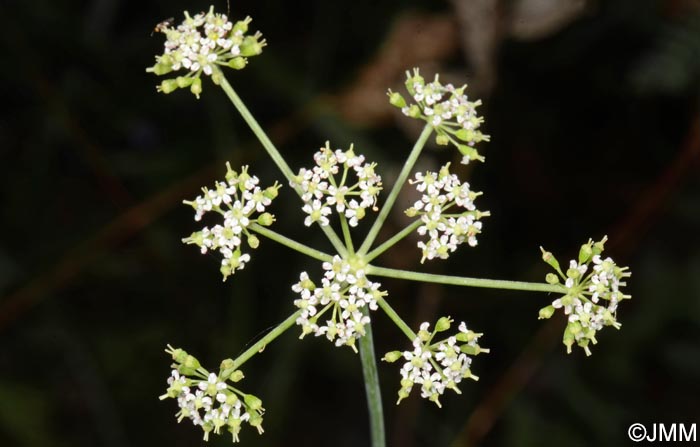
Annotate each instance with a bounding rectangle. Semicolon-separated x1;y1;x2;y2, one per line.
539;236;632;355
292;256;386;352
291;142;382;228
160;346;264;443
388;68;489;164
383;318;488;407
182;163;279;281
147;7;266;97
405;163;488;262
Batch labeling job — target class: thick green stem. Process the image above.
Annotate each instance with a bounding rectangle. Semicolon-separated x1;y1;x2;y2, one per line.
358;125;433;255
232;310;301;370
365;220;422;263
377;297;416;340
218;74;347;258
359;314;386;447
249;223;333;262
367;265;565;294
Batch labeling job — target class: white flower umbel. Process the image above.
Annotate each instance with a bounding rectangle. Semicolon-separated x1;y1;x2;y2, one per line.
147;6;266;98
160;346;265;443
292;142;383;228
292;256;386;352
388;68;490;164
383;318;488;407
405;163;489;262
539;236;632;355
182;163;280;281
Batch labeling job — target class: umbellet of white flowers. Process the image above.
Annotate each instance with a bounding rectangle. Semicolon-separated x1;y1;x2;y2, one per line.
182;163;280;281
388;68;490;164
291;142;383;228
160;346;264;443
405;163;489;262
383;318;488;407
539;236;632;355
147;6;266;98
292;256;387;352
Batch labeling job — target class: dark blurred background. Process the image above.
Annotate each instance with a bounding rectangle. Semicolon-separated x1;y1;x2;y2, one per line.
1;0;699;446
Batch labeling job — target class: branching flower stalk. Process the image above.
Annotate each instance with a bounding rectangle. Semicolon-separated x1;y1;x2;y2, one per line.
148;6;632;446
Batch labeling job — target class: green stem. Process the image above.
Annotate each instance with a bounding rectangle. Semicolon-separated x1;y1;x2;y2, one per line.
366;265;565;294
377;297;416;340
232;310;301;370
339;214;355;254
365;220;422;263
218;74;347;258
249;223;333;262
358;125;433;255
358;312;386;447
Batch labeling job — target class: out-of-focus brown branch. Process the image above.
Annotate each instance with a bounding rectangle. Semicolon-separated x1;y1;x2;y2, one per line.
450;113;700;447
0;164;215;330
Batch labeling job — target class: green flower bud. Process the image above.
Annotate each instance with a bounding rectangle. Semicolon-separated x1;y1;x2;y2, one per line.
147;62;173;76
244;393;263;411
405;207;418;217
264;183;280;200
435;133;449;146
233;16;252;34
225;392;240;406
169;347;188;363
455;128;476;142
382;351;403;363
578;243;593;264
240;35;264;56
387;90;406;108
158;79;179;94
355;206;366;221
593;236;607;255
257;212;275;226
176;76;193;88
460;344;485;356
540;247;561;271
247;234;260;249
407;104;421;118
435;316;452;332
230;370;245;382
190;77;202;99
225;162;238;183
545;273;560;284
538;305;556;319
184;354;201;370
228;57;247;70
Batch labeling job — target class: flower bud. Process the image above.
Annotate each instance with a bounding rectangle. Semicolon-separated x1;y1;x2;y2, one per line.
257;212;275;226
405;207;417;217
228;57;247;70
176;76;193;88
387;90;406;108
190;77;202;98
435;134;449;146
244;393;263;411
455;128;476;142
545;273;559;284
264;184;280;200
435;316;452;332
407;104;421;118
233;16;252;34
230;369;245;382
247;234;260;249
538;305;556;319
158;79;179;94
578;243;593;264
540;247;561;271
382;351;403;363
147;62;173;76
240;35;264;56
